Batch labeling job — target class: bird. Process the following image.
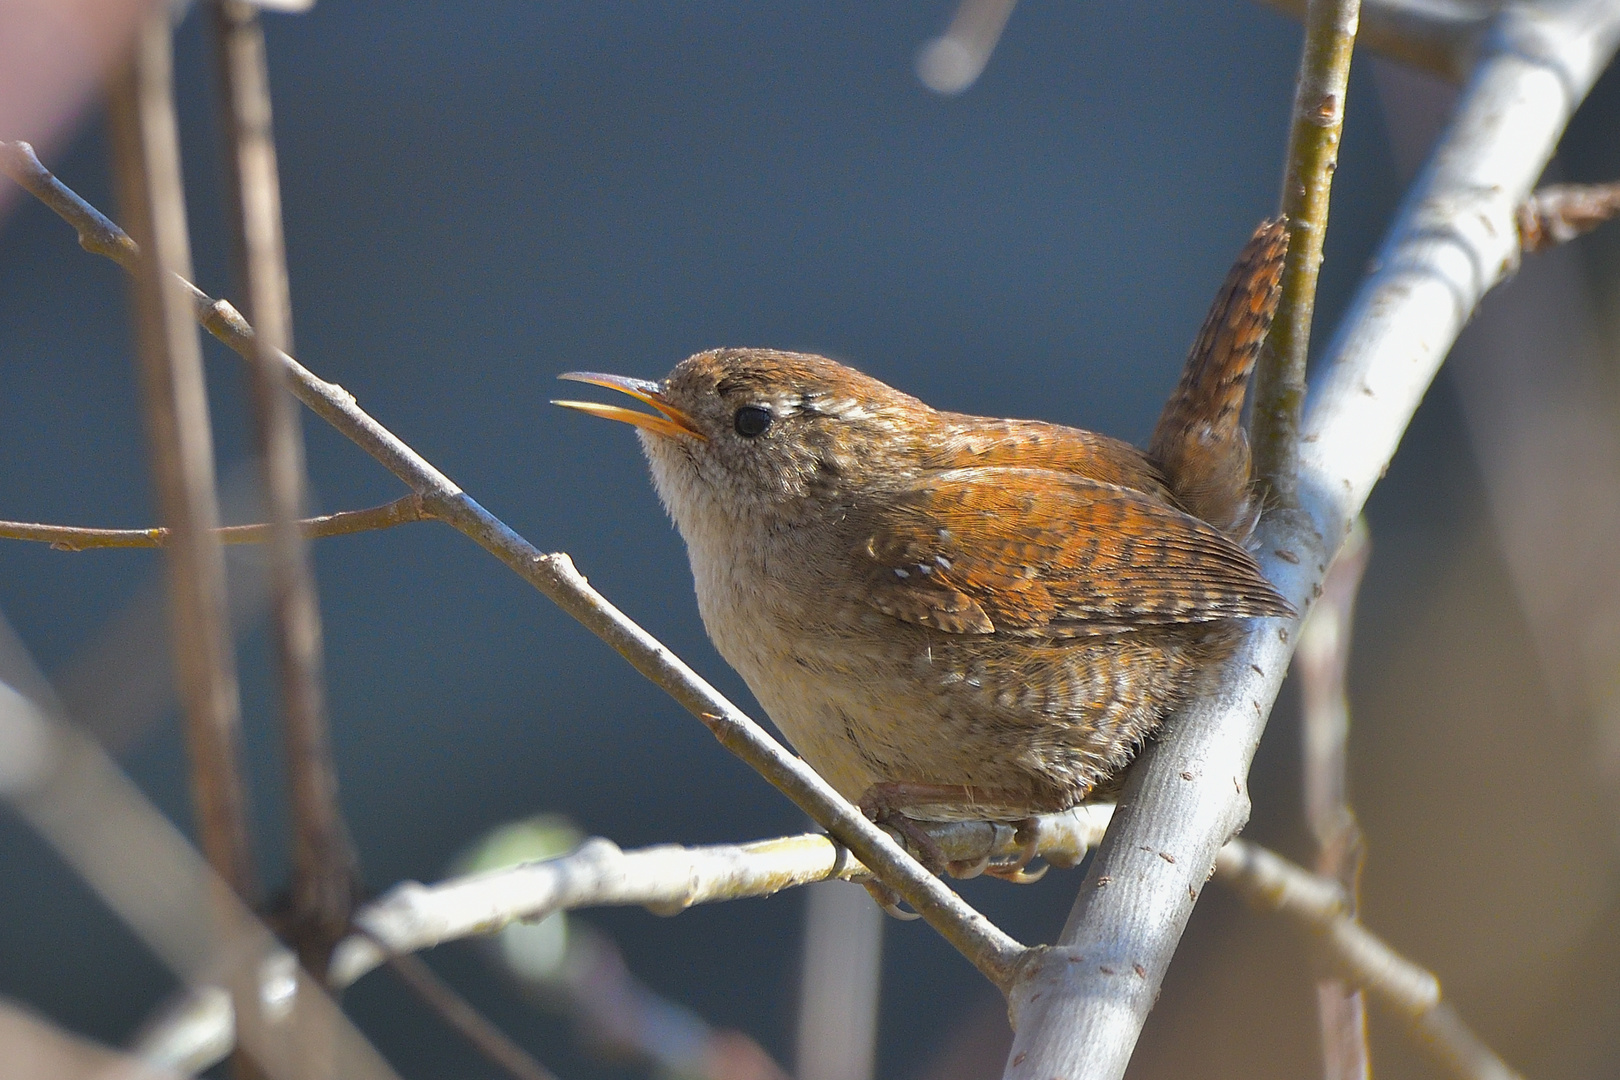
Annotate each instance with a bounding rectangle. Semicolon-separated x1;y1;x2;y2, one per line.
554;219;1294;880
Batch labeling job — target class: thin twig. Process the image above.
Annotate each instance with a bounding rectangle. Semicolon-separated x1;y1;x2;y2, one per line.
0;142;1026;991
0;495;429;551
1002;5;1620;1079
1216;840;1524;1080
1252;0;1362;505
1516;180;1620;252
1297;519;1371;1080
208;0;354;981
384;953;561;1080
0;143;139;266
555;924;793;1080
1259;0;1496;82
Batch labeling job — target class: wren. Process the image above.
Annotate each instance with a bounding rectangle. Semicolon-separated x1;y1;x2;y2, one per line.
556;220;1294;872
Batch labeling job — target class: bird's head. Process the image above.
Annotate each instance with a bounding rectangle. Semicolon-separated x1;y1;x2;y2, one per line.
555;348;929;528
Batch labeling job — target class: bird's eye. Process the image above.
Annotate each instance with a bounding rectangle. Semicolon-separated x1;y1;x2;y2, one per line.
733;405;773;438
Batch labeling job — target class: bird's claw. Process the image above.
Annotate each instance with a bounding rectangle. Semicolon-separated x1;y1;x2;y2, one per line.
861;877;921;920
982;818;1047;884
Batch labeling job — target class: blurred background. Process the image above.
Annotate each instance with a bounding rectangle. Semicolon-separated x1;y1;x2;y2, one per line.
2;1;1619;1078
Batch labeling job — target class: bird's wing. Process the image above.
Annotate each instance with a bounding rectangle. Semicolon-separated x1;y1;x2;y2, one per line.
857;467;1293;636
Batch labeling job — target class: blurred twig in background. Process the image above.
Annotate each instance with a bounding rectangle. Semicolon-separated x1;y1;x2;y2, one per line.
915;0;1019;95
207;0;354;983
1296;520;1372;1080
107;16;267;1075
795;879;882;1080
0;618;401;1080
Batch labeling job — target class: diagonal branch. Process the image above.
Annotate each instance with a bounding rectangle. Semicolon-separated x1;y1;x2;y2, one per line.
1002;4;1620;1079
0;495;429;551
0;141;1025;990
1216;840;1523;1080
0;624;403;1080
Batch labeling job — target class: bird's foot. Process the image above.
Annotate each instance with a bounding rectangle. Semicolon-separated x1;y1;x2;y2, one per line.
982;818;1048;884
858;783;1050;882
859;782;978;873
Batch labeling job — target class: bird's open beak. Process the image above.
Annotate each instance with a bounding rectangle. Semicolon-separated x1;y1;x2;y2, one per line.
553;372;706;441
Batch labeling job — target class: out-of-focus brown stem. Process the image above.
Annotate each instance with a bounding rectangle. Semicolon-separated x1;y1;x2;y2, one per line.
208;0;353;984
107;12;259;1078
1297;518;1371;1080
108;2;256;919
0;494;429;550
384;955;560;1080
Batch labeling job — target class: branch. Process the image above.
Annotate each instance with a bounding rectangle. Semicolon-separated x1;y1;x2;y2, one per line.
1002;5;1620;1079
1216;840;1524;1080
330;812;1504;1080
1517;179;1620;251
330;807;1115;990
0;143;1025;989
0;495;429;551
1252;0;1361;504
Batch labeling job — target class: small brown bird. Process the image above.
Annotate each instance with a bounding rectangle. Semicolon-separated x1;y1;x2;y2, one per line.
556;220;1293;876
